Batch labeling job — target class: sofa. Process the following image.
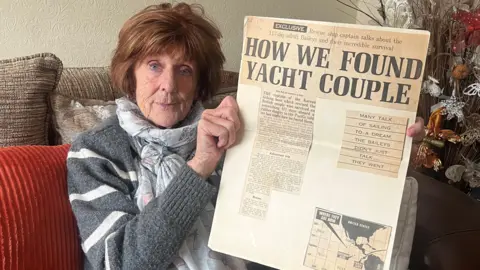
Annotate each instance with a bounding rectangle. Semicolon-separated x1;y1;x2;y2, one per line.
0;53;479;270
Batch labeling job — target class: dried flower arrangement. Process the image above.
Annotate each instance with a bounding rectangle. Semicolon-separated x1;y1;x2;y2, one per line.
338;0;480;198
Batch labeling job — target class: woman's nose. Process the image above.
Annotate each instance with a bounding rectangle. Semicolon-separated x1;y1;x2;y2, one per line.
160;69;177;92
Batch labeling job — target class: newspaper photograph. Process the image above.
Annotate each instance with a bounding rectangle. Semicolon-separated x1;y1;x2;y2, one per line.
208;16;430;270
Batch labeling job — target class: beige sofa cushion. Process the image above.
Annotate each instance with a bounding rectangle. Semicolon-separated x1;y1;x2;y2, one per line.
55;67;123;100
203;86;237;109
0;53;62;147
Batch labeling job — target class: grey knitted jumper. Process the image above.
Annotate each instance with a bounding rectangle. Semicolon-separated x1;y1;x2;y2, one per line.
66;116;218;270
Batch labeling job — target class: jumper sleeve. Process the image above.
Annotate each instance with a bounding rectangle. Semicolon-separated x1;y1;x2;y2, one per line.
67;126;216;270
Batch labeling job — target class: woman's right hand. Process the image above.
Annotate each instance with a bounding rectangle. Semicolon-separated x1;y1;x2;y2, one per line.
188;96;241;179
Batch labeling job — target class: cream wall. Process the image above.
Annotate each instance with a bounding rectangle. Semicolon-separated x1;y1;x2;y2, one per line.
0;0;357;71
355;0;383;26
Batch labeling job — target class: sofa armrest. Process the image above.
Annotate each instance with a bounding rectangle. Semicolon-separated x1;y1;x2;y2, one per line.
407;170;480;269
424;232;480;270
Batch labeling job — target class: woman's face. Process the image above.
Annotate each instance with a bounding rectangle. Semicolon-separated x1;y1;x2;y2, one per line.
134;53;198;128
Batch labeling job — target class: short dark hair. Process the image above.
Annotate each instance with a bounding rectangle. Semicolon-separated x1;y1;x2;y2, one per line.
110;2;226;102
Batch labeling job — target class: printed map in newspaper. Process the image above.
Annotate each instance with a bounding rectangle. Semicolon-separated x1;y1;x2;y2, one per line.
304;208;392;270
208;16;430;270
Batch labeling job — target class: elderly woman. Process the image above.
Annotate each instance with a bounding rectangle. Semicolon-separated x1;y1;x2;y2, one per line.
67;2;426;270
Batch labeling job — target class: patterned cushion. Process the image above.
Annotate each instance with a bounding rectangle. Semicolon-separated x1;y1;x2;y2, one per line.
50;93;116;144
0;53;62;146
0;144;82;269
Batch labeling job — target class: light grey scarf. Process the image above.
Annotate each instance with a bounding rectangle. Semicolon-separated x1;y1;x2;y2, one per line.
115;97;247;270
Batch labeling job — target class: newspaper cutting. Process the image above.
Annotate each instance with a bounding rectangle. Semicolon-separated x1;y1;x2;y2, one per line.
208;16;430;270
240;89;315;219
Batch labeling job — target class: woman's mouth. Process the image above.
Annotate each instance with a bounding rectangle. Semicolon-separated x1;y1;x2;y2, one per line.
154;102;177;109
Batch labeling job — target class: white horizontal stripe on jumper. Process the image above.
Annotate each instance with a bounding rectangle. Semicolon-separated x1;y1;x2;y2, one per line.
82;211;127;253
69;185;117;203
68;148;138;181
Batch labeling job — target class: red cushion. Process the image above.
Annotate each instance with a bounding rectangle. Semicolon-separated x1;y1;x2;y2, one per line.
0;145;82;270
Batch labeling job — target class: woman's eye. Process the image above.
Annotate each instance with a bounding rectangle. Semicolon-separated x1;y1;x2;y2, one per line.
148;62;160;71
179;66;193;76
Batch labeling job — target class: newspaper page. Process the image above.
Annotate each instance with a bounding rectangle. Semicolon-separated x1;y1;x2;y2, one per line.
208;16;430;270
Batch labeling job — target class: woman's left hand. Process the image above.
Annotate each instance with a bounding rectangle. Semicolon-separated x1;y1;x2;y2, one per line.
406;116;425;142
188;96;241;179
